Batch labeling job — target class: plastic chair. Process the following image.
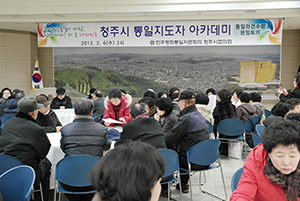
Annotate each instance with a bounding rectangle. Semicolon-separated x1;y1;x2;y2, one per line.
217;118;246;160
181;139;227;201
54;155;100;201
0;165;35;201
206;120;213;134
231;167;243;192
158;149;182;201
0;115;13;130
251;132;262;147
244;113;263;133
255;124;265;137
264;109;272;118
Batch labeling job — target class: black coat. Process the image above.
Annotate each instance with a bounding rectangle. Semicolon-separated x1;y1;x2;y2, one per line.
50;96;72;109
0;112;51;172
116;117;166;149
213;100;236;134
279;88;300;102
60;117;110;157
36;111;56;133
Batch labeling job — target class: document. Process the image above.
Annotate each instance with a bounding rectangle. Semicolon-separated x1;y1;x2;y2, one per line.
103;118;125;124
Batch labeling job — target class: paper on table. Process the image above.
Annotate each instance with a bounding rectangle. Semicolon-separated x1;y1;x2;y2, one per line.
103;118;125;124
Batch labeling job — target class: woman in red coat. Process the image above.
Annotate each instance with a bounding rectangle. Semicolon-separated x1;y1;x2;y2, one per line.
231;120;300;201
103;88;131;127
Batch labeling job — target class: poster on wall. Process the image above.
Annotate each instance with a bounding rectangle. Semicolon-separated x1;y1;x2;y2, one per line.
43;19;283;99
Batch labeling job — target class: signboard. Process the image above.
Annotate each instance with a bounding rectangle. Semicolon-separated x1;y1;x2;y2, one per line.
38;19;283;47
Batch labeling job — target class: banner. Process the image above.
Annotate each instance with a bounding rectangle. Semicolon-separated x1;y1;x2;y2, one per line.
38;19;283;47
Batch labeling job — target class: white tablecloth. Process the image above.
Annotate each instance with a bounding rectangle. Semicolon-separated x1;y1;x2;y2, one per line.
52;109;76;126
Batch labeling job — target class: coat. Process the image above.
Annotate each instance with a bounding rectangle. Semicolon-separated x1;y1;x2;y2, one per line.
50;95;72;109
159;110;178;133
213;100;236;134
93;98;105;116
280;88;300;102
236;103;257;122
116;113;166;149
230;144;300;201
0;112;51;172
103;95;132;126
196;104;214;125
3;99;18;117
36;111;56;133
60;117;110;157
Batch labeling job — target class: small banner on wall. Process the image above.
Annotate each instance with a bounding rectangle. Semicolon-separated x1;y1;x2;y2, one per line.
37;19;283;47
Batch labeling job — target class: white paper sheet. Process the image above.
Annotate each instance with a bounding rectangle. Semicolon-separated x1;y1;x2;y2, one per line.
103;118;125;124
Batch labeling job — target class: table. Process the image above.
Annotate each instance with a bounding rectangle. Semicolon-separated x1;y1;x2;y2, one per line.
52;109;76;126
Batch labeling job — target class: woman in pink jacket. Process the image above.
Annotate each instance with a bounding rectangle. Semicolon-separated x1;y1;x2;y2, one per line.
231;120;300;201
103;88;131;127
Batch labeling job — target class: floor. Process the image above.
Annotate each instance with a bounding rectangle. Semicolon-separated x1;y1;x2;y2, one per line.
49;153;246;201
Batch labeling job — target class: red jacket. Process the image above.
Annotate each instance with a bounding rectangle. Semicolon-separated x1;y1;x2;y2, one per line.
103;96;131;127
230;144;300;201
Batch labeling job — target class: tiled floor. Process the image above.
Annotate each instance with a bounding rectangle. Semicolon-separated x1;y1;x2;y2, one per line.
49;154;245;201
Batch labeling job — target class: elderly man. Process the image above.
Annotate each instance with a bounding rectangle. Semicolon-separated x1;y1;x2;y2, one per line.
50;87;72;109
0;96;51;201
115;102;166;149
165;90;209;193
92;89;104;116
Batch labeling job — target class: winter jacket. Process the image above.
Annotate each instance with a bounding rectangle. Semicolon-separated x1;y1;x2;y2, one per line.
49;109;62;127
36;111;56;133
230;144;300;201
280;88;300;102
0;112;51;172
60;116;110;157
116;112;166;149
213;100;236;134
236;103;257;122
196;104;214;125
3;99;18;117
103;95;132;126
165;104;209;153
159;110;178;133
93;98;105;116
50;95;72;109
262;115;285;128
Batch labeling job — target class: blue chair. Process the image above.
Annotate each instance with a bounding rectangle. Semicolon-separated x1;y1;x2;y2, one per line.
255;124;265;137
181;139;227;201
0;115;13;130
92;113;98;119
244;113;263;133
264;109;272;118
206;120;213;134
158;149;182;201
231;167;243;192
54;155;100;201
217;118;246;160
251;132;262;147
0;165;35;201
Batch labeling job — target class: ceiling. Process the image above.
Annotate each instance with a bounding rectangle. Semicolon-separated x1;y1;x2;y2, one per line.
0;0;299;33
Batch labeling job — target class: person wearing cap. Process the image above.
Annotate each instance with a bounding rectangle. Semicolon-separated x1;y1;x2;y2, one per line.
60;98;110;201
0;96;51;201
50;87;72;109
164;89;209;193
36;95;62;133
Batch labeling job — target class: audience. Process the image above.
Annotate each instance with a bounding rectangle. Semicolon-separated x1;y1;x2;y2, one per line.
230;120;300;201
169;87;180;99
90;141;165;201
92;89;105;116
236;92;257;122
3;90;25;118
139;97;156;118
250;92;266;115
0;87;11;106
154;97;178;133
279;72;300;102
116;102;166;149
231;88;243;107
263;102;290;127
51;87;72;109
143;89;157;101
0;96;51;201
103;88;131;127
165;90;209;193
195;93;214;125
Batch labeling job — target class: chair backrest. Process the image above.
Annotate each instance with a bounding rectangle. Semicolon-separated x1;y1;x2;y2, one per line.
244;113;263;132
0;165;35;201
217;118;245;136
158;149;179;178
0;115;13;126
264;109;272;118
231;167;243;192
255;124;265;137
206;120;213;134
186;139;220;166
251;132;262;147
55;155;100;187
0;153;24;175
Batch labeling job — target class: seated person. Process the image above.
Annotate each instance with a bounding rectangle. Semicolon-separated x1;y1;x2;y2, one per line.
92;89;104;117
169;87;180;99
284;98;300;118
103;88;131;127
195;93;214;125
0;87;11;106
263;102;290;127
38;94;62;127
35;95;62;133
50;87;72;109
139;97;156;117
3;90;25;118
154;97;178;133
90;141;165;201
230;120;300;201
231;89;243;107
143;89;157;101
116;102;166;149
250;92;266;116
236;92;257;122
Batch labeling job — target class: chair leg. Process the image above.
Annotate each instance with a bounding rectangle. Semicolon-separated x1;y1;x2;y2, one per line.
168;183;170;201
54;182;57;201
188;163;193;201
39;182;44;201
178;171;183;201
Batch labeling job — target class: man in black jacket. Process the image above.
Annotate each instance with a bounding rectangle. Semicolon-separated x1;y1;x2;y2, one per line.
50;87;72;109
0;96;51;201
165;90;209;193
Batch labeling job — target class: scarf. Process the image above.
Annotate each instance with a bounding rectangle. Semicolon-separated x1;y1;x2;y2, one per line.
264;156;300;201
113;105;120;120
